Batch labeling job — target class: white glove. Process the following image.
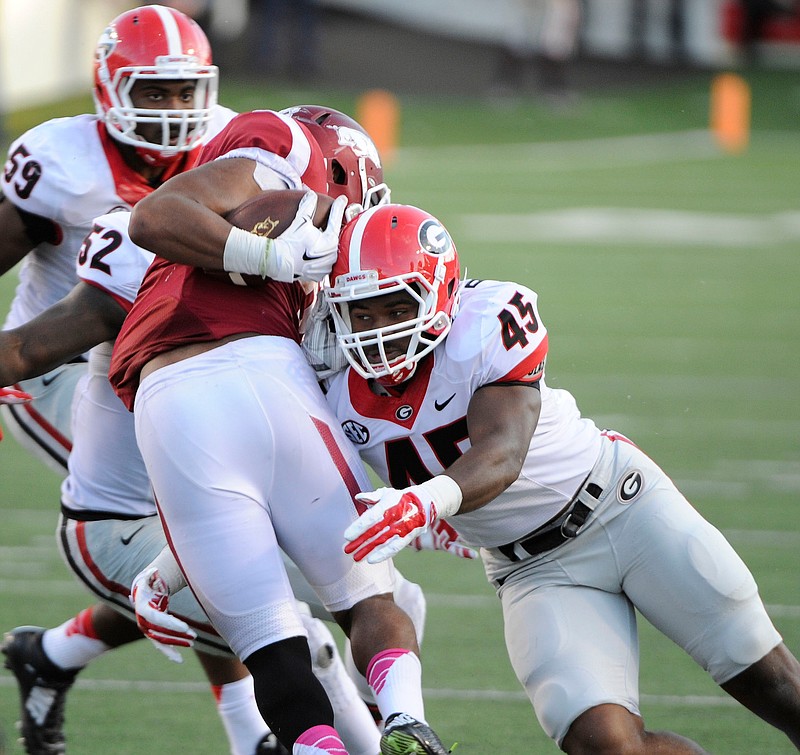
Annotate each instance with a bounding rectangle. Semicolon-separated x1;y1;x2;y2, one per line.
223;192;348;283
130;564;196;663
409;518;478;560
266;191;347;282
301;291;349;379
0;386;33;404
344;476;463;564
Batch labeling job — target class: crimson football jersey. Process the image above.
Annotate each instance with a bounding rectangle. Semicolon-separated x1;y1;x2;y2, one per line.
110;110;326;410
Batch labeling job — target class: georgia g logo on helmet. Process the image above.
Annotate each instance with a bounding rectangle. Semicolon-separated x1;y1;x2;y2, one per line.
95;26;119;71
419;219;453;257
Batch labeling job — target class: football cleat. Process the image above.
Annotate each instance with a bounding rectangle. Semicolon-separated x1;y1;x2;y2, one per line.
254;732;290;754
2;626;79;755
379;713;451;755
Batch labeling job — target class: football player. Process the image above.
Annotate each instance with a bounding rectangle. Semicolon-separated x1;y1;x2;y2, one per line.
1;106;422;755
0;4;234;472
321;203;800;752
109;104;453;754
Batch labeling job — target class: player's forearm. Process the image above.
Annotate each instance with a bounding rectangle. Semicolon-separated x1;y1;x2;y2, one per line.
5;331;83;383
0;287;123;382
0;326;71;384
0;197;35;277
129;194;232;269
443;445;524;514
129;157;262;270
0;331;27;385
447;384;539;514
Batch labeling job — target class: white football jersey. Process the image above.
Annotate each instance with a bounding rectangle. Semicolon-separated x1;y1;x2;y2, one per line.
60;211;156;517
324;279;603;548
1;107;235;331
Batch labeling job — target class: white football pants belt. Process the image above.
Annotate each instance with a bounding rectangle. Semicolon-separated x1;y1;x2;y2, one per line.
496;480;603;565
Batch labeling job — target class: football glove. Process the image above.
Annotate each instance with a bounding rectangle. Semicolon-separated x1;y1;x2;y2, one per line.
130;562;196;663
301;292;349;379
268;191;347;282
0;386;33;404
344;476;463;564
225;191;347;283
409;518;478;560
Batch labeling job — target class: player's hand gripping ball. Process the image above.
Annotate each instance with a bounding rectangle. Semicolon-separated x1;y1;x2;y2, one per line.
206;189;335;286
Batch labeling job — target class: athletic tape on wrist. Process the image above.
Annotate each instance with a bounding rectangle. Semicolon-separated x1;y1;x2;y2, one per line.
150;547;187;593
422;474;463;519
223;226;272;277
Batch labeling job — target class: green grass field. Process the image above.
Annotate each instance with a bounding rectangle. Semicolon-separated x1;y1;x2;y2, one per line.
1;69;799;753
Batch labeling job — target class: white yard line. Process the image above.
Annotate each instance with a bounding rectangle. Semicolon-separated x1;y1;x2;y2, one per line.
456;207;800;246
397;130;800;246
397;130;723;172
398;129;798;174
0;675;744;706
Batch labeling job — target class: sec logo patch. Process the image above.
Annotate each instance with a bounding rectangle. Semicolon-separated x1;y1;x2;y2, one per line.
342;420;369;445
617;470;643;503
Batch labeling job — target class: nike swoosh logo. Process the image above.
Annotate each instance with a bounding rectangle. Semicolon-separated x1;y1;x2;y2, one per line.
120;525;145;546
41;372;61;387
434;393;456;411
302;250;327;261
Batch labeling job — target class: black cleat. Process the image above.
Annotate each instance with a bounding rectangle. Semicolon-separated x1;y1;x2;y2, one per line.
2;626;79;755
254;732;290;754
379;713;451;754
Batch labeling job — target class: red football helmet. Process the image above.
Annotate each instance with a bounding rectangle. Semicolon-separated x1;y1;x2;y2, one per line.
281;105;390;221
93;4;218;165
327;204;461;385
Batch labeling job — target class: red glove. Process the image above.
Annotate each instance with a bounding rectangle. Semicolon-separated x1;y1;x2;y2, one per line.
130;552;195;663
409;518;478;560
344;476;463;564
0;387;33;442
0;386;33;404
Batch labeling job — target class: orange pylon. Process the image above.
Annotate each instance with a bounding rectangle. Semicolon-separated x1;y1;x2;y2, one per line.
710;73;751;154
356;89;399;165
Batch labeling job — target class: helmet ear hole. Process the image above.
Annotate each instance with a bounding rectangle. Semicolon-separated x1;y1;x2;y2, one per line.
331;160;347;186
282;105;389;210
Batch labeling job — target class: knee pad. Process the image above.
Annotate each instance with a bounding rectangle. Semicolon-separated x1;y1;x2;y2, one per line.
297;601;337;673
393;574;426;645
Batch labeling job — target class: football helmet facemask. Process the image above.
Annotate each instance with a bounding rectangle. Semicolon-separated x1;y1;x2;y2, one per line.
282;105;390;222
327;204;460;385
93;4;218;166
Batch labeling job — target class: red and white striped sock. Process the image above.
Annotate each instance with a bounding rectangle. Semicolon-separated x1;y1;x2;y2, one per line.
41;607;109;670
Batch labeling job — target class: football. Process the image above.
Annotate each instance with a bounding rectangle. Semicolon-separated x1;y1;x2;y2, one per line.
206;189;334;286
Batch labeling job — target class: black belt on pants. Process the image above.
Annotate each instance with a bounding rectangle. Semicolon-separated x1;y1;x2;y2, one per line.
497;482;603;562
